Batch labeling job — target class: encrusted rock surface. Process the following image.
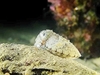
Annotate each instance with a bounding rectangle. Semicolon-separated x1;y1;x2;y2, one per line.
0;43;100;75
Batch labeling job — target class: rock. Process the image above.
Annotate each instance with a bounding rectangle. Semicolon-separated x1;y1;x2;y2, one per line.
0;43;99;75
76;58;100;73
0;29;99;75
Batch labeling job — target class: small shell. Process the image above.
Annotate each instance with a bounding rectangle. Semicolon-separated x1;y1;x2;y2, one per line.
34;29;81;58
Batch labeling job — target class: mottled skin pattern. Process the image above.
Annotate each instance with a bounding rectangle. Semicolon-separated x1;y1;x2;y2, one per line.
34;29;81;58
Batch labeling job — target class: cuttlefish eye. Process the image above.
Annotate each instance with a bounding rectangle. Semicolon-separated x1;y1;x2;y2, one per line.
40;31;46;39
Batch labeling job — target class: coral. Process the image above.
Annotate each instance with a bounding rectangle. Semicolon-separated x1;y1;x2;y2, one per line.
48;0;100;57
